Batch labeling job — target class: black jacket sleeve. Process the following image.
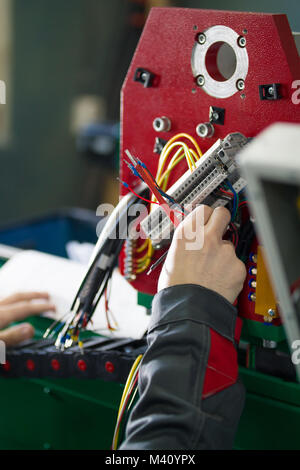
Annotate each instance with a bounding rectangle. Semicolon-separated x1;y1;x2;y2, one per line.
120;284;245;450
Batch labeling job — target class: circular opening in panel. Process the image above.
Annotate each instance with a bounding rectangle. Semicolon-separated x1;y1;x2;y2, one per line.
205;41;237;82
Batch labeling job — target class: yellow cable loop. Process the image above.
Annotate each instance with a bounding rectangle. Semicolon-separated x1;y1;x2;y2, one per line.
159;155;185;191
136;239;149;253
157;141;194;178
162;132;203;159
157;133;202;175
136;243;154;273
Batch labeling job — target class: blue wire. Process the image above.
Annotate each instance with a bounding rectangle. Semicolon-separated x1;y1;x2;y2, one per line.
127;163;145;182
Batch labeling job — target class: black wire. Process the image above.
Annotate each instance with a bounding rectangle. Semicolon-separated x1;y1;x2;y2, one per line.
236;218;255;260
88;239;124;319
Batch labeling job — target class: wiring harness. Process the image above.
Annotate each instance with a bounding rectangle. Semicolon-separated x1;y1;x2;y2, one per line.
43;186;150;350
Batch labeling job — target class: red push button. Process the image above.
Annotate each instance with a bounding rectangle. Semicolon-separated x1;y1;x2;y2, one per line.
26;359;35;371
105;361;115;373
51;359;60;371
2;361;11;372
77;359;87;371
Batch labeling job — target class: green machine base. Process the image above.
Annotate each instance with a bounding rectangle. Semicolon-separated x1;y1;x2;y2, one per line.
0;281;299;449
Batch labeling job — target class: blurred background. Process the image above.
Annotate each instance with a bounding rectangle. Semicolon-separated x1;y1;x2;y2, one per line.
0;0;299;226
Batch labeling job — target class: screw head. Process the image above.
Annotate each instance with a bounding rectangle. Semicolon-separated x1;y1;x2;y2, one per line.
268;86;274;95
196;122;214;138
236;79;245;91
237;36;246;47
268;308;276;317
196;75;205;87
212;111;219;121
197;32;206;44
153;116;171;132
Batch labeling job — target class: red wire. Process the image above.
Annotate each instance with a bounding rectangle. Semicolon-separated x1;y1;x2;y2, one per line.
104;288;112;330
136;165;182;227
230;223;239;248
126;184;185;217
127;185;160;205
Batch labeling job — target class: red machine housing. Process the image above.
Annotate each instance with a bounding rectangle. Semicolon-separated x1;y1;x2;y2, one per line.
119;7;300;322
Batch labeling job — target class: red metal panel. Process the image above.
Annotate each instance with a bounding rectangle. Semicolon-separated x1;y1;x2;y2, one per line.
120;7;300;311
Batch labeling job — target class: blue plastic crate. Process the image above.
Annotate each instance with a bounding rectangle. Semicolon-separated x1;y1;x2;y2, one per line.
0;208;99;258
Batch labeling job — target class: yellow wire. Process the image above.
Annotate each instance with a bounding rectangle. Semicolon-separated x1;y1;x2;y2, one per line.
161;132;203;159
157;141;194;178
118;354;143;417
159;151;186;190
157;133;202;176
189;147;200;163
136;244;154;273
136;239;149;253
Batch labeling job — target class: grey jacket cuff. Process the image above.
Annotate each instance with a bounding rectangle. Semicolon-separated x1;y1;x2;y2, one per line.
150;284;238;343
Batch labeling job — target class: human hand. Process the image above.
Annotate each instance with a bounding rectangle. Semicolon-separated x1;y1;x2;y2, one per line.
0;292;56;346
158;205;247;304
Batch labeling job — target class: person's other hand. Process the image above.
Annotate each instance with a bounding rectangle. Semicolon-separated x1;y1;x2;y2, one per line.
158;205;247;304
0;292;56;346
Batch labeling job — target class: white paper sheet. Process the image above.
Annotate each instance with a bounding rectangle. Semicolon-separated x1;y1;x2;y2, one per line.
0;250;150;339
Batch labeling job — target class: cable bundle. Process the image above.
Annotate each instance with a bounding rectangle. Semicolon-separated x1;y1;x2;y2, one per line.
126;133;203;274
112;354;143;449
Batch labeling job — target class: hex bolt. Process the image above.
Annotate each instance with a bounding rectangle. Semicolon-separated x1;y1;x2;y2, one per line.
152;116;171;132
196;75;205;87
236;79;245;91
197;32;206;44
196;122;214;138
237;36;246;47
